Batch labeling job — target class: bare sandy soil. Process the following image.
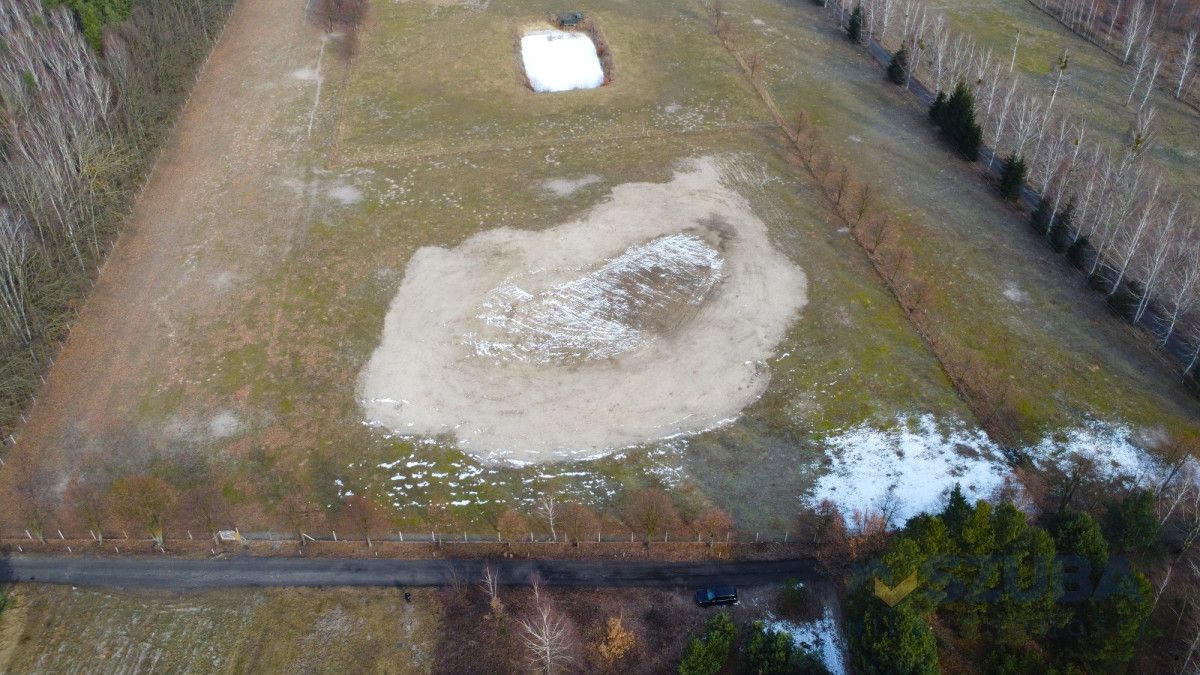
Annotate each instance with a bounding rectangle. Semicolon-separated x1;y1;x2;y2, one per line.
359;158;807;463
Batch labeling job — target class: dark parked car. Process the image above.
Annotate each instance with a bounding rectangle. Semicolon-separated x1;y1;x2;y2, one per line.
694;585;738;607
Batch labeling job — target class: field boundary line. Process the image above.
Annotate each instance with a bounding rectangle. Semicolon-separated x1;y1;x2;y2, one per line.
330;122;777;169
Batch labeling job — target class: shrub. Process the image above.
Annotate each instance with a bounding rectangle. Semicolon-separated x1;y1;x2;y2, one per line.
1048;201;1075;253
1106;281;1141;321
1030;197;1052;234
887;47;909;85
597;616;638;665
777;580;818;621
45;0;133;51
1105;489;1160;555
999;154;1027;200
744;621;829;674
928;91;947;125
678;613;735;675
848;4;863;43
1066;237;1091;269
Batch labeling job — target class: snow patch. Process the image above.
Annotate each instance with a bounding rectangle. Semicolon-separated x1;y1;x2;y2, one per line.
467;233;724;363
765;606;848;675
1028;419;1157;481
1002;282;1029;303
521;30;605;93
328;184;363;205
806;415;1007;526
541;175;601;197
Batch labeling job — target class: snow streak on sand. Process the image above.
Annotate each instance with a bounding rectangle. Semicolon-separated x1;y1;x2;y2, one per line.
469;233;724;363
358;157;807;464
521;29;604;93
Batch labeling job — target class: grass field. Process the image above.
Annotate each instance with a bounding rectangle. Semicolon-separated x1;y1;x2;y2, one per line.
725;0;1200;444
935;0;1200;203
3;0;1197;540
0;584;441;673
1;0;985;531
0;581;843;673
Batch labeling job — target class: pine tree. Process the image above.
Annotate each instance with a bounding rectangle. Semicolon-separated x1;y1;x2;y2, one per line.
1031;197;1052;234
931;81;983;161
848;4;863;43
887;47;909;85
1049;510;1109;579
1048;200;1075;252
999;154;1027;200
928;91;947;126
1104;489;1160;555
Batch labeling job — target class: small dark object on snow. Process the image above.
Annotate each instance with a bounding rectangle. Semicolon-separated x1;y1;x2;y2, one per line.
556;11;584;27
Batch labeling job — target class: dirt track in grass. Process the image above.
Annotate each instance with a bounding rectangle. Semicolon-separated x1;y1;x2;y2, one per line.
3;0;327;473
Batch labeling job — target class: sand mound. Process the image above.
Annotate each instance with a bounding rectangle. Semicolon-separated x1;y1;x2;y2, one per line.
358;158;807;463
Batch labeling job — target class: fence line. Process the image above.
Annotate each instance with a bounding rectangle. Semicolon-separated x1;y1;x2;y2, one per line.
2;529;799;547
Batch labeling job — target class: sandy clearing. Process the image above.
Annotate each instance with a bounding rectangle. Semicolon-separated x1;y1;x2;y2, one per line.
359;157;808;464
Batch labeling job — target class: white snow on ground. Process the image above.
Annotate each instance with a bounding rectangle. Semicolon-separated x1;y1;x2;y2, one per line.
1029;419;1154;480
521;30;604;93
1002;282;1029;303
468;233;724;363
541;175;600;197
765;606;849;675
806;415;1175;528
808;415;1008;526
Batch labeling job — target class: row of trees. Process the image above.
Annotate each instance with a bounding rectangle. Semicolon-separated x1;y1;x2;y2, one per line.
0;0;237;440
845;486;1155;673
1034;0;1199;103
809;431;1200;671
2;454;736;552
834;0;1200;386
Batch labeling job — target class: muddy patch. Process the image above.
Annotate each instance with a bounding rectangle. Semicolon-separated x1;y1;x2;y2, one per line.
358;157;807;464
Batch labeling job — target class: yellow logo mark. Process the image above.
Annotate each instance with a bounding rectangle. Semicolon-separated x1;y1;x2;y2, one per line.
874;572;919;607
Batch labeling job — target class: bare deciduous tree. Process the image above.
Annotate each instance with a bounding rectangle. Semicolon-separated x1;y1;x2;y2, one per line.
520;576;575;674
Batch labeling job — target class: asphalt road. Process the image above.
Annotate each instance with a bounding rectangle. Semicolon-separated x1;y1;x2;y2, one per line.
0;556;818;590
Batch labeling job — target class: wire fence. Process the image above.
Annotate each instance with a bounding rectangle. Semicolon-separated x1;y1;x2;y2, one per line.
2;527;801;550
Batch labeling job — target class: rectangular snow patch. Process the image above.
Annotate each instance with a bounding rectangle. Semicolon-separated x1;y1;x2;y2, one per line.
521;29;605;93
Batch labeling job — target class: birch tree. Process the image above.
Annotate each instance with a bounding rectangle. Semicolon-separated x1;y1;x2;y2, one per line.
1178;30;1197;99
1048;49;1070;112
1132;196;1182;321
520;577;575;674
1160;224;1200;344
1108;176;1161;297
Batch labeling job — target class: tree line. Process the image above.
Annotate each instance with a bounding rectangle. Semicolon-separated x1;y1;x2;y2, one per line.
1034;0;1198;105
826;0;1200;390
1;448;736;553
0;0;236;443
